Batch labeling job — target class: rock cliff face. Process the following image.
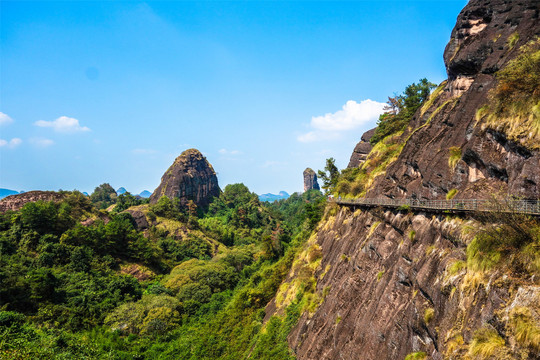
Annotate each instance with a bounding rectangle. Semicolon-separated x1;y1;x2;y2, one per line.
0;191;66;212
287;1;540;359
303;168;321;192
347;128;375;168
149;149;220;208
367;0;540;201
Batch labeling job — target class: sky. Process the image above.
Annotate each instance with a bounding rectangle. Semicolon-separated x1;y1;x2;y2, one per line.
0;0;468;195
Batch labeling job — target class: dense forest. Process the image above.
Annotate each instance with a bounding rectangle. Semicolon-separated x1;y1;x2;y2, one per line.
0;185;325;359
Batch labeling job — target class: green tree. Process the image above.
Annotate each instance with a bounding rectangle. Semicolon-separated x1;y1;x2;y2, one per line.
90;183;117;208
371;78;436;144
317;158;340;193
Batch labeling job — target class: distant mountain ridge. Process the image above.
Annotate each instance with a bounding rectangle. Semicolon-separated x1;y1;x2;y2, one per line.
116;187;151;198
258;191;289;202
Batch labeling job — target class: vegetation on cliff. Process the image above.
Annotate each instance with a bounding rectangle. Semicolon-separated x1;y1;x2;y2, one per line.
477;38;540;149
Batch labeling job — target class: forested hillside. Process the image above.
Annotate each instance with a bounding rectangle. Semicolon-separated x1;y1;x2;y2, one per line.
0;186;324;359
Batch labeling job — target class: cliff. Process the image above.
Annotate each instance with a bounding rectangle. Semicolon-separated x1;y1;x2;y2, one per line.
365;0;540;200
347;128;375;168
0;191;66;212
281;1;540;359
149;149;220;208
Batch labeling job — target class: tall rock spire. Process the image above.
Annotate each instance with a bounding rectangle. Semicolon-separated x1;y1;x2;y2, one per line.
303;168;320;192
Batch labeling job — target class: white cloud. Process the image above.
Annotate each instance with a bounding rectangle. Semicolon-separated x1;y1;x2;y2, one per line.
35;116;90;133
298;99;385;142
30;138;54;148
0;138;22;149
0;112;13;126
219;148;242;155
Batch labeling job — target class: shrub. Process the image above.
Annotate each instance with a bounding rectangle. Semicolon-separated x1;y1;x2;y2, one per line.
478;38;540;148
404;352;427;360
448;147;462;171
507;31;519;49
446;189;458;200
424;308;434;324
509;306;540;351
467;208;540;274
468;327;506;359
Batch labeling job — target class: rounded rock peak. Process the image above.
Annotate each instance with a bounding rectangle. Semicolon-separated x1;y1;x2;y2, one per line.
150;148;220;207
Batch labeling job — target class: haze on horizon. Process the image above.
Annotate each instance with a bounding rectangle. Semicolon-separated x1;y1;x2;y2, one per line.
0;0;467;195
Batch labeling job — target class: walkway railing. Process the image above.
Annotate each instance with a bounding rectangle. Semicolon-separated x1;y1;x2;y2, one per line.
334;198;540;215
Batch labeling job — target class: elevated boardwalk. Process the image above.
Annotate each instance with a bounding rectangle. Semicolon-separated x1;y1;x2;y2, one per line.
334;198;540;216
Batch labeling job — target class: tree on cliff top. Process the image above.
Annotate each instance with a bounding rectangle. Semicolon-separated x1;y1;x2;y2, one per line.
370;78;436;145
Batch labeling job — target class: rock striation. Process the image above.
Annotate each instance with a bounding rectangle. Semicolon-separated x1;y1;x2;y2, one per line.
366;0;540;200
149;149;220;208
347;128;375;168
286;1;540;359
0;191;66;212
303;168;320;192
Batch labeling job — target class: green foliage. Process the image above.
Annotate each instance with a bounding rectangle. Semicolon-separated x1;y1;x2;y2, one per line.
448;146;462;171
446;188;459;200
404;352;427;360
447;260;466;275
508;307;540;351
336;133;405;198
467;211;540;274
0;184;320;359
266;190;325;233
114;192;148;213
507;31;519;49
478;38;540;148
424;308;434;324
105;294;182;335
90;183;117;209
468;327;506;359
371;78;436;145
317;158;340;193
150;195;185;221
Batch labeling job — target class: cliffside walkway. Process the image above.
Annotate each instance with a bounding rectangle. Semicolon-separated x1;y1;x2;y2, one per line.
334;198;540;216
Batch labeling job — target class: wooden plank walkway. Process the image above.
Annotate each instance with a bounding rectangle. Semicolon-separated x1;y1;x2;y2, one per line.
334;198;540;216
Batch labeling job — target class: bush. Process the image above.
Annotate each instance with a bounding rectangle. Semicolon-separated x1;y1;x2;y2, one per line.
468;328;506;359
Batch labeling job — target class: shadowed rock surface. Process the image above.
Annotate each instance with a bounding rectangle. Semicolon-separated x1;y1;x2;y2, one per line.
303;168;320;192
347;128;375;168
0;191;66;212
149;149;220;208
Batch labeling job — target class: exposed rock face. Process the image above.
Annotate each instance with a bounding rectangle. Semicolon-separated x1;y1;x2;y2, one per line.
0;191;66;212
287;1;540;359
289;207;539;359
125;208;150;230
149;149;220;208
347;128;375;168
303;168;320;192
367;0;540;200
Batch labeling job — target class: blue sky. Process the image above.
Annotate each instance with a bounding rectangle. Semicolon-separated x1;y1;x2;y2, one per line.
0;0;467;195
